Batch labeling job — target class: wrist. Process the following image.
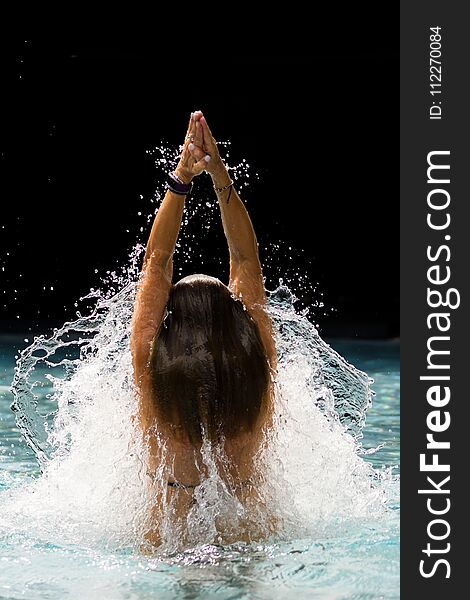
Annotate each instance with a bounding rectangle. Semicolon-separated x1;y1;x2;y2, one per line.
167;171;193;196
174;166;192;185
211;164;231;188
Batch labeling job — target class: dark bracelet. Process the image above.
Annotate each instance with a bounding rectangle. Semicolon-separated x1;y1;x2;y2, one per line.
166;172;193;195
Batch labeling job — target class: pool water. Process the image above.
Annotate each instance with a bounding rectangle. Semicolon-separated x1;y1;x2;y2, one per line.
0;330;399;600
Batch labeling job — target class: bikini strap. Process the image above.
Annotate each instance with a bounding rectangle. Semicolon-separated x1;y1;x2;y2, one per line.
167;479;197;489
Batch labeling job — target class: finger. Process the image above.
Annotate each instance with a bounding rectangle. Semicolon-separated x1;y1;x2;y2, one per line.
200;116;217;152
180;145;190;166
188;143;206;162
189;114;198;143
180;117;197;164
200;115;213;137
191;155;211;175
184;113;194;139
180;137;192;161
184;112;198;146
193;118;203;148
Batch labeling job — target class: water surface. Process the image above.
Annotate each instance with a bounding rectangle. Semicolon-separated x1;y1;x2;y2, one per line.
0;329;399;600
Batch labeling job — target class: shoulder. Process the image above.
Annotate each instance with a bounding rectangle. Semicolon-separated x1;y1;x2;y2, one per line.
230;285;277;371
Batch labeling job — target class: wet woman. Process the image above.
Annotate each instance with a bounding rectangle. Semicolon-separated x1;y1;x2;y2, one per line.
130;111;277;547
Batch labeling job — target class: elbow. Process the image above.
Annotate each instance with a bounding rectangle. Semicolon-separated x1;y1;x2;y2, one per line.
229;238;260;265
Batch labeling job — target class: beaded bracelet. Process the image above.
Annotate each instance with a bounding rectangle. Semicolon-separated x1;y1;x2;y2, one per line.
214;179;234;193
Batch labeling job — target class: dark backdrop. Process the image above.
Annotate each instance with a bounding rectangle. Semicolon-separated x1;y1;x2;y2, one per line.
1;32;398;338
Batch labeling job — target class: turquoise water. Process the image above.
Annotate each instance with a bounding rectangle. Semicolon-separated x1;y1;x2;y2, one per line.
0;329;399;600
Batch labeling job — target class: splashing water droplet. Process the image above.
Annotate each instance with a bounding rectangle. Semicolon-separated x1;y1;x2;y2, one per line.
3;141;395;553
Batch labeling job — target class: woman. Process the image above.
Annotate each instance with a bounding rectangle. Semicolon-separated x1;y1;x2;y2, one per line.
131;111;277;547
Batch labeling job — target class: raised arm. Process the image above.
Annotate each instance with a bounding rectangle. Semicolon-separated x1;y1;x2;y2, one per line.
131;114;209;384
189;114;276;367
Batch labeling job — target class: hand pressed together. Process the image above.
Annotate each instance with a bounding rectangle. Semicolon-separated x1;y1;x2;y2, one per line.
174;111;230;187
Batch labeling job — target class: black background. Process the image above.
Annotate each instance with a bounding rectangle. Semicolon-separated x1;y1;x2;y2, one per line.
1;30;398;337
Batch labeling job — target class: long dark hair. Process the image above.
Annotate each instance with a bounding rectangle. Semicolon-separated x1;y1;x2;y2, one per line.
150;274;270;444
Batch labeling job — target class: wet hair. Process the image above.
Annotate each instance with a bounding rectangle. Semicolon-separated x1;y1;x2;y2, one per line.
150;274;270;444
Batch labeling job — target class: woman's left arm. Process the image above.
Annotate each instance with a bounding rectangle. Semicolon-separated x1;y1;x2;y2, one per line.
130;189;185;382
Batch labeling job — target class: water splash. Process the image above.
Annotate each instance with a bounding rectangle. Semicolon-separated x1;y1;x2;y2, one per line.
4;144;392;554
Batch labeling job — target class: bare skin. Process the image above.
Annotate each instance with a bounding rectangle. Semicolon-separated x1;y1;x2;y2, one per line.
130;111;277;548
